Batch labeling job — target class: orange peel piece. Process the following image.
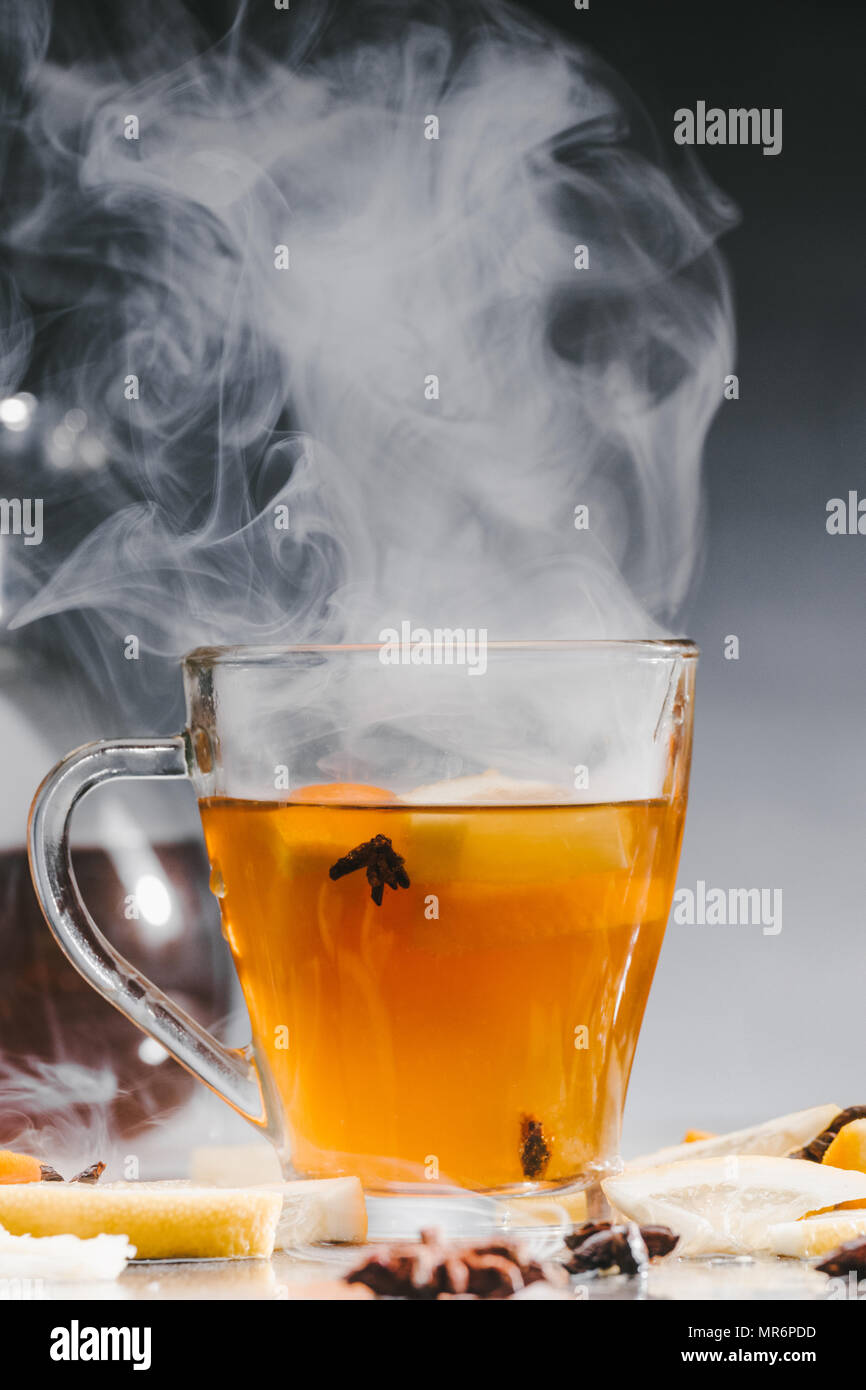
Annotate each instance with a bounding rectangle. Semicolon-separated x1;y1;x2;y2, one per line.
0;1151;45;1185
822;1119;866;1175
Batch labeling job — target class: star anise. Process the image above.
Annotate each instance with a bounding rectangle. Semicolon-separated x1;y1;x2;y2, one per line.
70;1161;106;1184
563;1220;679;1274
344;1228;565;1300
38;1160;105;1183
329;834;410;906
816;1237;866;1277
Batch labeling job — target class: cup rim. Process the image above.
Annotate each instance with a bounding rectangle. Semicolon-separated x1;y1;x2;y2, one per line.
183;638;699;668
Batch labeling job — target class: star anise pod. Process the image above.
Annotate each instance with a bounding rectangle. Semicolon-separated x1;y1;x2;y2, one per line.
38;1160;106;1183
816;1237;866;1277
70;1161;106;1184
345;1228;565;1299
329;834;410;906
563;1220;679;1274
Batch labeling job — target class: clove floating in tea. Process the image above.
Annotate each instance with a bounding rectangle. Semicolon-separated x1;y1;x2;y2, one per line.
519;1114;551;1180
329;834;410;906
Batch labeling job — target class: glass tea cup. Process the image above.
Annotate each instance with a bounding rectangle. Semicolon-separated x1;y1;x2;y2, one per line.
28;640;696;1235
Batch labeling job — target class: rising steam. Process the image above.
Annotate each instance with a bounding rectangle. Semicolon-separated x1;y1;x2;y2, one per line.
1;0;735;694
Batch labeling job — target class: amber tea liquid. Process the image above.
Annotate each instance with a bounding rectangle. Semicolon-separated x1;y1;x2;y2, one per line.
200;793;685;1191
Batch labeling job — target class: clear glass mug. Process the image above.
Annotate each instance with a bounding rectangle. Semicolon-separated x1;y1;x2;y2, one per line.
28;640;696;1233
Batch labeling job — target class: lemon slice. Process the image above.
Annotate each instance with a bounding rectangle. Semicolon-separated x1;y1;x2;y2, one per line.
765;1211;866;1259
628;1104;840;1170
268;1178;367;1246
603;1155;866;1256
188;1156;368;1246
0;1225;134;1280
401;771;569;804
0;1182;283;1260
190;1145;283;1186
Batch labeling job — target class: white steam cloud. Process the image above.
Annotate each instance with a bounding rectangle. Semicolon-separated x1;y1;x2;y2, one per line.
2;0;735;670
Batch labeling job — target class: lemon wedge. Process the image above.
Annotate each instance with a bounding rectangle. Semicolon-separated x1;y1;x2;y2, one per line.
603;1155;866;1256
628;1104;840;1170
765;1211;866;1259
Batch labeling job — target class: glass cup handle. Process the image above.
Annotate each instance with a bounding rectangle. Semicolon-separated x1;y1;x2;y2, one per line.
27;736;270;1133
